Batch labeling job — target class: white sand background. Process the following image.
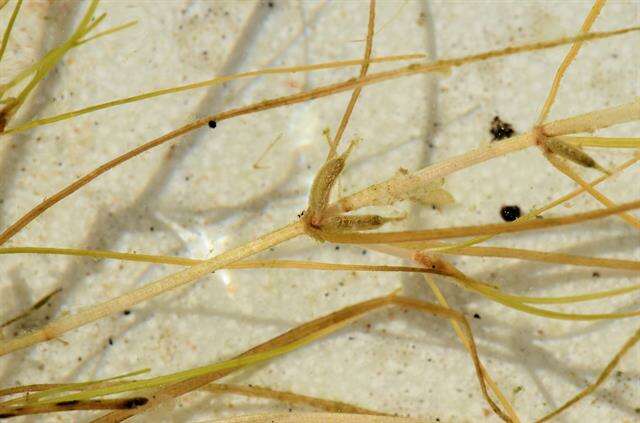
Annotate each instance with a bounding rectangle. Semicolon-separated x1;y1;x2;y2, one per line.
0;1;639;422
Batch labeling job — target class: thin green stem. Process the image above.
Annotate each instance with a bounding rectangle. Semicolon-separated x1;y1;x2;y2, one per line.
0;0;22;66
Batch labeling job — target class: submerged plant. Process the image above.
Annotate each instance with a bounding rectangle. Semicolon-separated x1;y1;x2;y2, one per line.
0;1;638;422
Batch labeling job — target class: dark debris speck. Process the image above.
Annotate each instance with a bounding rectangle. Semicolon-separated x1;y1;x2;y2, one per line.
500;205;521;222
122;397;148;409
490;116;515;141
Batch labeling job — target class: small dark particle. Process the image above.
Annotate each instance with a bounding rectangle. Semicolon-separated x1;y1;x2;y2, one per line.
122;397;148;409
592;272;600;278
208;120;217;128
268;1;274;7
473;313;481;319
500;205;521;222
335;245;340;250
108;337;114;345
56;400;80;406
297;210;305;218
490;116;515;141
362;250;367;255
149;226;154;232
123;310;131;315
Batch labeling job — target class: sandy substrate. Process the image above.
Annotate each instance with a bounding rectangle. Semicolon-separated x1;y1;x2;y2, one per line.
0;1;639;422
